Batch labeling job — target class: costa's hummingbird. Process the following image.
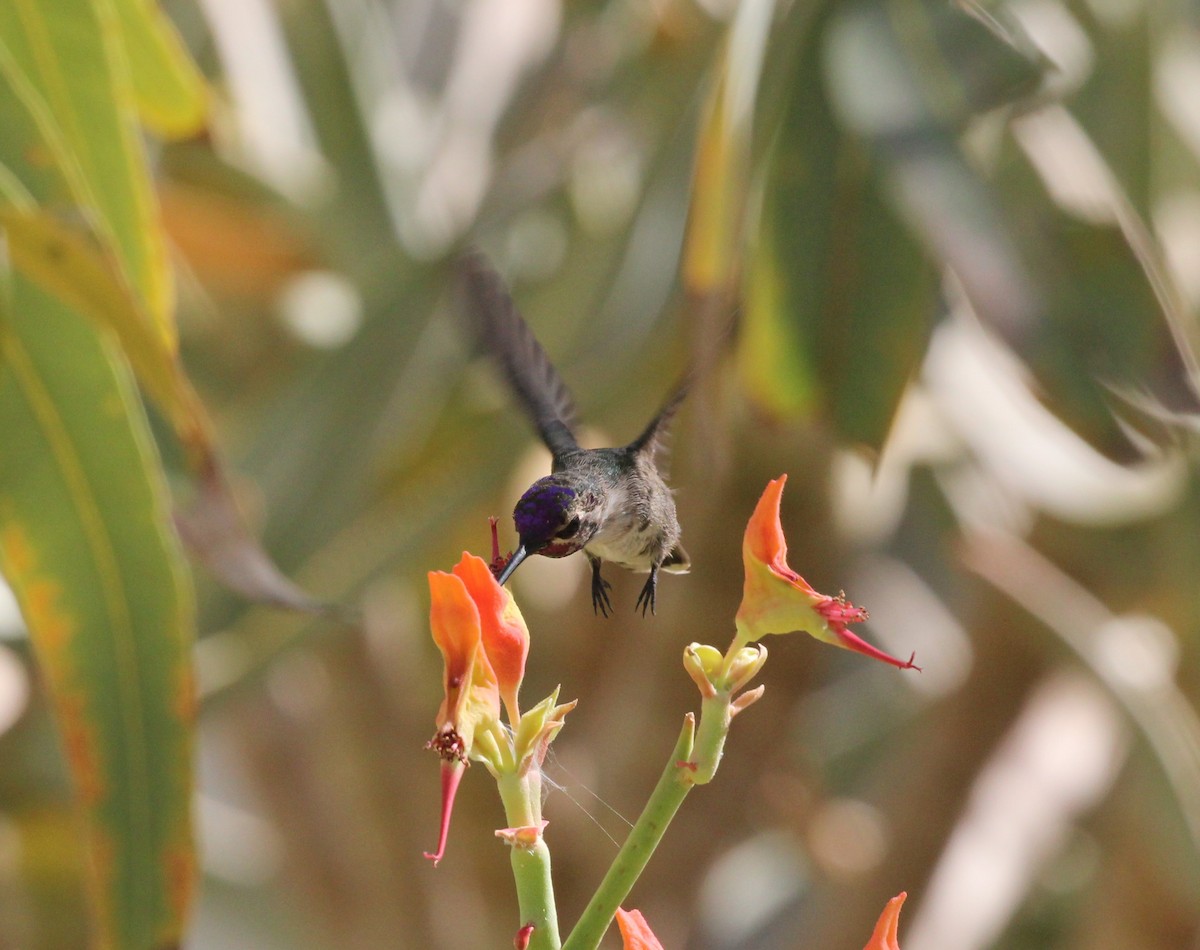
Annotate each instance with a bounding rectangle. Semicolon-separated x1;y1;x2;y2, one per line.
458;251;689;616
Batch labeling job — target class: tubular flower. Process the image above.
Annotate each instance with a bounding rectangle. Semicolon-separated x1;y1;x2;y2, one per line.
428;568;501;764
424;552;536;865
425;568;501;865
863;892;907;950
451;551;529;722
735;475;919;671
616;908;665;950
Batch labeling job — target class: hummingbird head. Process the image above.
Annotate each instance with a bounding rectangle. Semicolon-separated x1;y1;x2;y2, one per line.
498;475;596;584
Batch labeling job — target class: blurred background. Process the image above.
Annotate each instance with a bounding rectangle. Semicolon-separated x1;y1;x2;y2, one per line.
3;0;1200;946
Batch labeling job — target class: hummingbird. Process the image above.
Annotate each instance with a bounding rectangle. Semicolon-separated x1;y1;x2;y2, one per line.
458;250;689;616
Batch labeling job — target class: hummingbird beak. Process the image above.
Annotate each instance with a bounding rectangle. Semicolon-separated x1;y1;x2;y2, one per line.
497;544;529;586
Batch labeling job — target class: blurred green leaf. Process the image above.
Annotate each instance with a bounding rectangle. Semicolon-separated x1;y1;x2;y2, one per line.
822;0;1042;140
0;205;316;621
0;276;195;949
1011;204;1198;453
749;1;936;450
683;0;775;299
0;40;76;210
740;232;815;416
683;68;743;299
274;0;395;266
909;0;1044;122
1066;0;1153;216
111;0;208;139
0;0;173;331
0;13;198;437
823;0;1044;341
0;209;193;434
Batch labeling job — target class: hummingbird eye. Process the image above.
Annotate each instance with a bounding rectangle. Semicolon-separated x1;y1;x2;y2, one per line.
556;516;581;539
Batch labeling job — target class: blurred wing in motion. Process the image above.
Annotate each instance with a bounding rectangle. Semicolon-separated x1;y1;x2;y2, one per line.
457;250;580;461
627;379;689;462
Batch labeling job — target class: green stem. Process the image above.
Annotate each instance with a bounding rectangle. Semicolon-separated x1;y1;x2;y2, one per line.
689;694;732;785
719;624;754;681
498;770;561;950
497;770;541;829
512;838;560;950
562;716;698;950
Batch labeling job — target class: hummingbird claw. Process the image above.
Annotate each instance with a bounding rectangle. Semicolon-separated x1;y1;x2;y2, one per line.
589;557;613;617
634;566;658;617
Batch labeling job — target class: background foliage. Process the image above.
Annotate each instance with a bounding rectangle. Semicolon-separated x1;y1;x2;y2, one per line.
2;0;1200;947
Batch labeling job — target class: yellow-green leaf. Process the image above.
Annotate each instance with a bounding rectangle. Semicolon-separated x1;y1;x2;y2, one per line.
0;208;203;446
0;275;196;948
0;0;174;338
682;0;774;297
0;24;83;211
739;232;814;417
683;69;741;297
112;0;208;139
0;214;325;619
748;1;936;450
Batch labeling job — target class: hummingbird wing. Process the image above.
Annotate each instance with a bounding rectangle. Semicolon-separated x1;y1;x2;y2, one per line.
626;379;688;461
458;250;581;460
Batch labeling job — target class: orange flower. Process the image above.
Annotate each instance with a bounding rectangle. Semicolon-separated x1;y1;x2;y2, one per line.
616;908;665;950
736;476;919;671
428;568;501;759
451;551;529;722
863;892;907;950
424;553;531;864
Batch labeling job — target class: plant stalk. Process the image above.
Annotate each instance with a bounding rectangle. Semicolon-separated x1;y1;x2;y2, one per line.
498;770;561;950
561;715;700;950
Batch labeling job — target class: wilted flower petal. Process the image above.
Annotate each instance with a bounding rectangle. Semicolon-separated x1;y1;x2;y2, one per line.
495;820;549;848
863;891;907;950
736;476;919;671
616;908;665;950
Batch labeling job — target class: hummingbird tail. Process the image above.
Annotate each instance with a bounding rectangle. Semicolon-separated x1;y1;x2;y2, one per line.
661;544;690;574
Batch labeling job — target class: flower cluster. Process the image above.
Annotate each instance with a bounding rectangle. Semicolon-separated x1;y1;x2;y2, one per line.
424;551;572;866
422;475;918;948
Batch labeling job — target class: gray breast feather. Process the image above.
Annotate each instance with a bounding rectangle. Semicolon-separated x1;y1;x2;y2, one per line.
584;486;677;571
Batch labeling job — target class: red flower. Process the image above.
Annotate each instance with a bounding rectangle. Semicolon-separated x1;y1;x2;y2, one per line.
863;892;907;950
736;476;919;671
616;908;665;950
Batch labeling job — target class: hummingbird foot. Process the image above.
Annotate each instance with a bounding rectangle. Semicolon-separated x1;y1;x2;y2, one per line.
634;565;659;617
589;556;613;617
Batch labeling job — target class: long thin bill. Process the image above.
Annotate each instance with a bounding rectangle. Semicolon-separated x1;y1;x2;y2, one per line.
497;544;529;586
